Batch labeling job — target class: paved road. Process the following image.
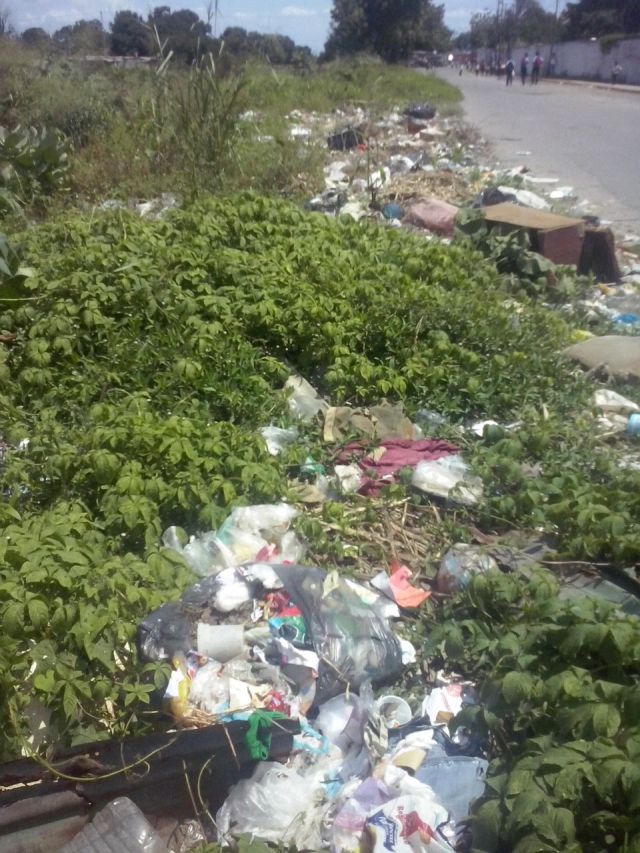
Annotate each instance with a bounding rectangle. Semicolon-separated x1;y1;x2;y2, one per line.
437;67;640;235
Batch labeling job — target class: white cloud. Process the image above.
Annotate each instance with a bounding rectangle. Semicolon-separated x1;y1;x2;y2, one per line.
280;5;317;17
233;11;258;20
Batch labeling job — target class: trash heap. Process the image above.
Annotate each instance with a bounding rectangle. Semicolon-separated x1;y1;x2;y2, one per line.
282;99;640;301
134;495;488;851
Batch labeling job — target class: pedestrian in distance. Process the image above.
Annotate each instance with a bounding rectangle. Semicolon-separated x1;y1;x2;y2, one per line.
612;61;623;84
531;52;542;84
520;53;529;85
549;53;556;77
505;57;515;86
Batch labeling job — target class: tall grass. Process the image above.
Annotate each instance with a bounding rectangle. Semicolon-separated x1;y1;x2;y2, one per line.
0;41;462;210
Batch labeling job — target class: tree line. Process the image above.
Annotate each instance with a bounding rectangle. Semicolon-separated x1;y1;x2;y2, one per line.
12;0;640;67
454;0;640;52
18;7;311;66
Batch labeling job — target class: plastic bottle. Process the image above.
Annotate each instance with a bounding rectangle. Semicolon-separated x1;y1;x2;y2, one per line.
62;797;168;852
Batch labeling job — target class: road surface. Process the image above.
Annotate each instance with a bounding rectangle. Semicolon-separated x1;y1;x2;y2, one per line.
437;68;640;235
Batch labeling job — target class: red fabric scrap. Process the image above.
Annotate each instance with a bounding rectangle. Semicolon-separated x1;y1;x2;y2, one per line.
337;439;459;496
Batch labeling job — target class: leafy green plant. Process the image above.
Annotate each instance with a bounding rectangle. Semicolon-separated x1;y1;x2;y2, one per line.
0;124;70;215
425;570;640;853
455;208;592;304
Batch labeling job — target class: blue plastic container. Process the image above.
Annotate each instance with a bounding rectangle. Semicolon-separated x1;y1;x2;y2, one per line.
627;413;640;436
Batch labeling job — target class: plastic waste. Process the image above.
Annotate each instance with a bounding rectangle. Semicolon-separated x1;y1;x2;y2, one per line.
593;389;640;418
196;623;245;660
498;186;549;210
62;797;168;853
315;693;361;746
415;751;488;824
368;167;391;190
436;544;498;594
413;409;447;435
371;561;430;609
163;503;303;577
382;203;405;220
327;128;364;151
411;455;483;505
340;200;368;221
138;561;279;662
273;565;404;700
364;793;452;853
260;425;298;455
332;777;395;852
421;684;464;725
549;186;574;200
388;155;415;175
405;102;436;120
162;527;222;577
285;375;328;421
628;413;640;436
216;761;318;845
375;695;413;728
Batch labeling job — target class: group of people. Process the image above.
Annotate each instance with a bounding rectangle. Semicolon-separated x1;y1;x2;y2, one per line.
504;51;545;86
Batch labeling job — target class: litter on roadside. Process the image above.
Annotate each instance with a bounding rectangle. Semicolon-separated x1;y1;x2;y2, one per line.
162;503;303;576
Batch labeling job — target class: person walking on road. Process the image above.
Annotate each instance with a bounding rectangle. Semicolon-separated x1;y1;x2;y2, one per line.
612;61;623;83
531;52;542;84
505;57;515;86
520;53;529;85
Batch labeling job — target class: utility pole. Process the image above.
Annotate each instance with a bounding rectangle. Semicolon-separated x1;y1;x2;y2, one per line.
548;0;560;75
496;0;505;66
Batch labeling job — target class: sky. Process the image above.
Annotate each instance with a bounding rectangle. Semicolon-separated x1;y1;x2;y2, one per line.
11;0;562;54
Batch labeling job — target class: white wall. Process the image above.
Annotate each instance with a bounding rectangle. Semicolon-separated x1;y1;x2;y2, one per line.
507;36;640;85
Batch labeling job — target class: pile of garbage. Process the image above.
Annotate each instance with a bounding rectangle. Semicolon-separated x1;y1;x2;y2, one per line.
130;493;491;851
283;99;640;301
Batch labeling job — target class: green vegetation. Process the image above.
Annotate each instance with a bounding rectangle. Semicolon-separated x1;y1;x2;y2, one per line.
426;570;640;852
0;125;70;215
324;0;451;61
0;192;637;764
0;26;639;852
0;44;459;208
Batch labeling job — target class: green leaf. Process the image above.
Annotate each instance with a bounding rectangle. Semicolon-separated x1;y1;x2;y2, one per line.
33;669;56;693
62;683;78;720
503;671;533;704
471;798;503;851
27;598;49;631
592;704;621;738
513;834;557;853
3;602;25;637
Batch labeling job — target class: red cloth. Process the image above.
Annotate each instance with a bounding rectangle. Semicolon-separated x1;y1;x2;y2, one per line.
337;438;459;496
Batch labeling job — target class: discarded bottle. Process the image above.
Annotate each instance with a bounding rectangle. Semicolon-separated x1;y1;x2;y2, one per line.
62;797;168;852
627;413;640;436
436;544;498;594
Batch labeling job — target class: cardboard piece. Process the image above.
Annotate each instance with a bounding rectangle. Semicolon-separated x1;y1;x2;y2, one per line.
483;202;585;266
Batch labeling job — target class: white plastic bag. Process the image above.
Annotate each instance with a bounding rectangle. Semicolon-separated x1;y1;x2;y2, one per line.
364;793;452;853
216;762;316;845
260;425;299;455
285;375;329;421
411;455;482;506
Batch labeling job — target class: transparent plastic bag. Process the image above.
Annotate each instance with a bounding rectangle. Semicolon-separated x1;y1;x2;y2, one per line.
162;504;303;576
436;545;498;594
411;455;482;506
273;566;403;701
216;762;315;844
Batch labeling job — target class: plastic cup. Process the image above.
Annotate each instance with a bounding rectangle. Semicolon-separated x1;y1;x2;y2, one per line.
375;695;412;728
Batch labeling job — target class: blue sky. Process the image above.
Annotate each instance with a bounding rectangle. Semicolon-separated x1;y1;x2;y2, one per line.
12;1;562;54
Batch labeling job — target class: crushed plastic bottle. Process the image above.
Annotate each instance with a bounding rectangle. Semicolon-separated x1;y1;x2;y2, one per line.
62;797;168;852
